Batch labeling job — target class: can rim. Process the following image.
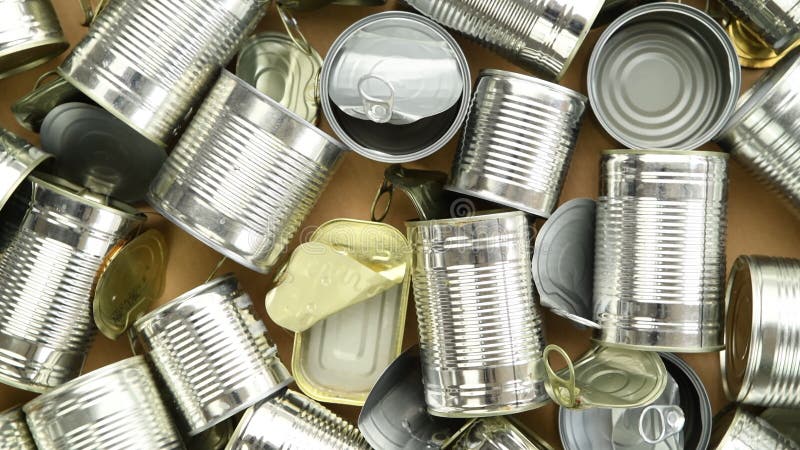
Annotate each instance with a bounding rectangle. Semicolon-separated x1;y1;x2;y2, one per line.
28;173;145;221
133;274;236;328
479;69;588;103
405;209;525;229
0;37;69;81
601;149;729;159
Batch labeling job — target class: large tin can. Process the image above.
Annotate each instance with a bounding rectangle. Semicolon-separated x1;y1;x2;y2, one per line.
711;406;799;449
447;69;587;218
58;0;267;147
148;70;344;274
406;211;549;417
718;0;800;53
0;0;67;80
593;150;729;352
23;356;184;450
0;406;35;450
0;174;144;392
134;275;292;436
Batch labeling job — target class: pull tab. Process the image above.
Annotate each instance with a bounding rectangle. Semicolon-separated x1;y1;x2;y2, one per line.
370;177;393;222
544;345;581;408
206;257;228;283
638;405;685;445
32;70;60;90
277;3;313;56
358;75;395;123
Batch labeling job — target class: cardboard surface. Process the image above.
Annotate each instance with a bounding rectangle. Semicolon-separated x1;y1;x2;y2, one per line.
1;0;799;448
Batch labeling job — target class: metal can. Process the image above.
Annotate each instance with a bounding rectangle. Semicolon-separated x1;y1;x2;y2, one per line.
148;70;344;274
23;356;184;450
0;0;67;80
0;406;35;450
134;275;292;436
404;0;603;80
0;174;144;392
447;69;587;218
593;150;729;352
0;129;51;209
711;406;799;449
718;0;800;53
58;0;267;147
406;211;549;417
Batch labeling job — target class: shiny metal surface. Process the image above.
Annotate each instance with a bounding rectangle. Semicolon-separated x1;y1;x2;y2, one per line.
371;164;450;221
719;0;800;52
0;0;67;79
23;356;184;450
134;275;293;436
448;417;554;450
593;150;729;352
660;353;712;450
58;0;267;146
12;71;87;132
725;18;800;69
0;129;51;210
711;406;799;449
0;174;144;392
0;406;35;450
406;211;549;417
148;70;344;274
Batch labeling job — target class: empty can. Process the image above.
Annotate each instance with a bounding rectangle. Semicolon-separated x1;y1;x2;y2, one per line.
718;0;800;53
594;150;729;352
0;406;35;450
0;0;68;80
58;0;267;146
0;129;51;210
711;406;799;449
406;211;549;417
0;174;144;392
447;69;587;218
23;356;184;450
148;70;344;274
134;275;292;435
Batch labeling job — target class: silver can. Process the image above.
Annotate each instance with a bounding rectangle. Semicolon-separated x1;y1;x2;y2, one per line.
148;70;344;274
447;69;587;218
58;0;267;147
0;0;67;80
406;211;549;417
0;129;51;209
0;174;144;392
134;275;293;436
711;406;799;449
721;255;800;408
23;356;184;450
0;406;35;450
593;150;729;352
718;0;800;53
404;0;603;80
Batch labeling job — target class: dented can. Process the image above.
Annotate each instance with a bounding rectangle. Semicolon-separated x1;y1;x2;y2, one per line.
0;406;35;450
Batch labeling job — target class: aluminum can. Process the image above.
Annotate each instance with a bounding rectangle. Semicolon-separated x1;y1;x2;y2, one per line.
406;211;549;417
711;406;799;449
57;0;267;147
0;174;144;392
0;406;35;450
134;275;292;436
593;150;729;352
718;0;800;53
447;69;587;218
148;70;344;274
0;0;67;80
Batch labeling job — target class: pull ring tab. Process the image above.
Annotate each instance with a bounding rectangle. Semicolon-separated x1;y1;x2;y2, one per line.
33;70;59;90
358;74;395;124
370;177;393;222
638;405;685;445
277;4;313;56
544;344;580;408
78;0;109;26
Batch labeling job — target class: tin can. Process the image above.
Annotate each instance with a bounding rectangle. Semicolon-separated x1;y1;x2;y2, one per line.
134;275;292;436
226;389;371;450
593;150;729;352
761;409;800;445
718;0;800;53
716;49;800;213
721;255;800;408
0;0;67;80
406;211;549;417
23;356;184;450
447;69;587;218
0;406;35;450
711;406;799;449
404;0;603;80
57;0;267;147
11;72;87;132
0;129;51;210
0;174;144;392
148;70;344;274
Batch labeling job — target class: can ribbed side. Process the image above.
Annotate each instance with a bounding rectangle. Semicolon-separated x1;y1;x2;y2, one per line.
0;407;35;450
719;0;800;52
713;408;799;449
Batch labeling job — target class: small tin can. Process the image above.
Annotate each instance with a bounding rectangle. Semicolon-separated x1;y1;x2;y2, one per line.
23;356;184;450
406;211;549;417
134;275;292;436
0;406;35;450
447;69;587;219
718;0;800;53
711;406;799;449
0;0;68;80
148;70;344;274
593;150;729;352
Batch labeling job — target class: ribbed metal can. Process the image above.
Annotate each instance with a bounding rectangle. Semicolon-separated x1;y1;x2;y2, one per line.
226;389;370;450
711;406;799;449
403;0;604;80
134;275;293;436
716;49;800;214
0;174;144;393
148;70;345;274
0;406;35;450
718;0;800;52
721;255;800;408
406;211;549;417
593;150;729;352
57;0;267;147
23;356;184;450
0;0;67;79
447;69;587;218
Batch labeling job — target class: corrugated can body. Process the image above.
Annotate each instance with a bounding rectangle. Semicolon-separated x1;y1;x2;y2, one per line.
148;71;344;274
448;69;587;218
0;0;67;79
134;275;293;436
712;407;799;449
407;211;548;417
719;0;800;52
0;406;35;450
593;150;729;352
57;0;267;146
23;356;184;450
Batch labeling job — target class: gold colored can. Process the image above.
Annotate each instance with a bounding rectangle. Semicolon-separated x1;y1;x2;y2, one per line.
726;19;800;69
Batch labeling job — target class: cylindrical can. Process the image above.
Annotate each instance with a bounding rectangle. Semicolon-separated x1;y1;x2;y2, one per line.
403;0;603;80
721;255;800;408
716;49;800;213
57;0;267;147
0;128;51;210
711;406;799;449
0;406;35;450
447;69;587;218
593;150;729;352
0;174;144;392
718;0;800;53
23;356;184;450
134;275;293;435
148;70;344;274
226;390;370;450
0;0;67;80
406;211;549;417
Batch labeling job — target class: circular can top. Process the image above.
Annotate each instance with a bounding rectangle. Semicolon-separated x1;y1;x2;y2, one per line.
720;255;758;403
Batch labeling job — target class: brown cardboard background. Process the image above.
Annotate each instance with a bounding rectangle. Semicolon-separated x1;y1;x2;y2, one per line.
1;0;799;447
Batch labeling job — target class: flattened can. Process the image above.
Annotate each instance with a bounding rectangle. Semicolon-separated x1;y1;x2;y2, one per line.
0;0;67;80
718;0;800;53
0;406;35;450
711;406;799;449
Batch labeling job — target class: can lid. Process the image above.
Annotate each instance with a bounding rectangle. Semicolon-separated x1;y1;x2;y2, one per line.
721;256;756;403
